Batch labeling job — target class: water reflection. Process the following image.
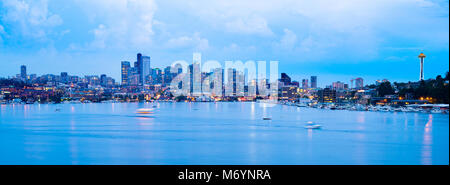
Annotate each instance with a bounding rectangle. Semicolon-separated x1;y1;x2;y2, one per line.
421;114;433;165
0;103;448;165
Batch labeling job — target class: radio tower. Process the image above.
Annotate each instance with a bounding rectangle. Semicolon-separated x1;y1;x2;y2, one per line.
418;52;426;81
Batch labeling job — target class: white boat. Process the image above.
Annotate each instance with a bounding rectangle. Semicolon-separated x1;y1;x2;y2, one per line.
136;108;154;114
379;106;392;112
431;108;443;114
393;107;402;112
304;121;322;129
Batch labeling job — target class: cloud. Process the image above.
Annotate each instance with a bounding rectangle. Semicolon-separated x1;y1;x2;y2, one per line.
275;29;297;50
225;16;273;36
73;0;158;50
0;0;62;40
165;33;209;51
164;0;447;60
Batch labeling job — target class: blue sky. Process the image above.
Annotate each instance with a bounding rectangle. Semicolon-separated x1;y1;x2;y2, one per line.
0;0;448;87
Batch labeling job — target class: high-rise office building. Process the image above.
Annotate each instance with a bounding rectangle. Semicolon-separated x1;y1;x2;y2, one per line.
225;68;237;96
100;74;107;87
20;65;27;80
142;56;151;84
121;61;130;85
280;73;291;86
332;81;345;90
236;70;245;96
136;53;151;85
212;68;223;97
190;53;202;96
302;79;309;89
310;76;317;88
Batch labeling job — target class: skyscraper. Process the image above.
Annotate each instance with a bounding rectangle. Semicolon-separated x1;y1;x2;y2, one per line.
332;81;345;90
280;73;291;86
310;76;317;88
142;56;151;84
355;78;364;89
212;68;223;97
302;79;309;89
136;53;151;85
100;74;107;87
225;68;237;96
121;61;130;85
20;65;27;80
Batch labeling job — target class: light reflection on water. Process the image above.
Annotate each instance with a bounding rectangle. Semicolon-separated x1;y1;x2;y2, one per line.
0;102;448;165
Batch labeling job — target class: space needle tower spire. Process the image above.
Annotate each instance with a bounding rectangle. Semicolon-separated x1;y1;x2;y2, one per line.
418;52;426;81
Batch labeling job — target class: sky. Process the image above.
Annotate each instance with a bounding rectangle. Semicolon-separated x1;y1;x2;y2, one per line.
0;0;449;87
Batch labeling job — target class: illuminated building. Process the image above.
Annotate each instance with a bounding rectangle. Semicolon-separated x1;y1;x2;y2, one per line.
318;88;336;103
121;61;130;86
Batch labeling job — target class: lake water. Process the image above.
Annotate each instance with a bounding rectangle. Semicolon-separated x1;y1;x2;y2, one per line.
0;102;448;165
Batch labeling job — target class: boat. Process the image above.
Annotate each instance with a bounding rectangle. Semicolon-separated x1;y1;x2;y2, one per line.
393;107;402;112
263;117;272;120
431;108;442;114
304;121;322;129
379;106;392;112
136;108;154;114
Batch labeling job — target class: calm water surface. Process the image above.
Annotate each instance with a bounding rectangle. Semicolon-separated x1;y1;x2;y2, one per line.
0;102;448;165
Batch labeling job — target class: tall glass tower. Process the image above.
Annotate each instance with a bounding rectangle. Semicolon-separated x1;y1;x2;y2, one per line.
121;61;130;85
20;65;27;80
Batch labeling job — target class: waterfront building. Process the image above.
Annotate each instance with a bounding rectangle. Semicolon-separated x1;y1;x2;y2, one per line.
318;88;336;103
280;86;298;100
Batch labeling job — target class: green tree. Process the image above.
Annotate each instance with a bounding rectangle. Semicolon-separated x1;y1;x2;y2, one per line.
376;82;395;97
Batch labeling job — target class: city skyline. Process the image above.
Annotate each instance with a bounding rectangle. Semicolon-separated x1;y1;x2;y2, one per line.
0;0;449;87
3;51;445;89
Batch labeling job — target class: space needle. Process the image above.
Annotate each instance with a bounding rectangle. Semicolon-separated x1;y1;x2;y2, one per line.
418;52;426;81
